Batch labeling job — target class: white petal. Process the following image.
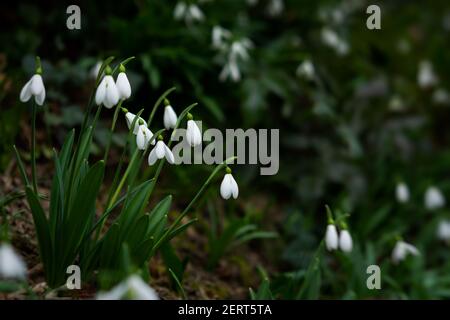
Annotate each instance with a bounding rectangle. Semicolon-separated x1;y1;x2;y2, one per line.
339;230;353;253
104;76;119;108
220;174;232;199
325;224;338;251
164;106;178;129
0;244;27;279
163;144;175;164
148;146;159;165
95;77;107;105
127;276;159;300
35;87;46;106
186;120;202;147
155;141;166;159
125;112;144;135
229;174;239;199
116;72;131;100
20;79;32;102
136;126;147;150
30;74;44;95
97;282;128;300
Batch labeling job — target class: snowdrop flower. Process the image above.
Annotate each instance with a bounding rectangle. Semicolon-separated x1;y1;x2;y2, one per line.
437;220;450;242
219;60;241;82
391;240;419;264
97;275;159;300
296;60;315;80
424;186;445;210
90;61;102;79
136;121;155;150
116;64;131;100
229;39;253;61
0;243;27;280
186;113;202;147
123;109;146;135
174;2;204;24
321;28;349;56
418;60;438;89
212;26;231;50
325;224;338;251
396;182;410;204
148;136;175;166
20;59;45;106
220;167;239;200
266;0;284;17
339;228;353;253
163;99;178;130
95;66;119;109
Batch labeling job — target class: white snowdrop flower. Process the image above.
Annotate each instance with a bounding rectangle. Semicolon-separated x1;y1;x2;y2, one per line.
174;2;204;23
230;39;253;61
124;109;146;135
95;66;119;109
219;60;241;82
220;168;239;200
339;229;353;253
97;275;159;300
212;26;231;50
396;182;410;204
186;113;202;147
266;0;284;17
189;4;204;21
391;240;419;264
0;243;27;280
136;124;155;150
174;2;187;20
418;60;438;89
325;224;338;251
321;28;349;56
116;64;131;100
148;137;175;166
20;72;46;106
163;99;178;130
296;60;315;80
90;61;102;79
437;220;450;242
424;186;445;210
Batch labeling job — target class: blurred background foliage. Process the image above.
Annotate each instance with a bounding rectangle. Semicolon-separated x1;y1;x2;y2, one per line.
2;0;450;298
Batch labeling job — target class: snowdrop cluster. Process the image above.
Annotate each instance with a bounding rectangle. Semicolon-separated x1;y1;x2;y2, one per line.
321;28;349;56
0;243;27;280
211;26;253;82
391;240;419;264
20;60;46;106
97;275;159;300
395;182;410;204
174;1;204;24
95;64;131;109
424;186;445;210
324;209;353;253
417;60;438;89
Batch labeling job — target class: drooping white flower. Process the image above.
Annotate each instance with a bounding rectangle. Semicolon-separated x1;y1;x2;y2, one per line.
396;182;410;204
321;28;349;56
325;224;338;251
229;39;253;61
266;0;284;17
186;114;202;147
20;73;46;106
339;229;353;253
148;138;175;166
424;186;445;210
391;240;419;264
437;220;450;242
174;2;204;23
296;60;315;80
116;65;131;100
418;60;438;89
124;110;146;135
95;67;119;109
0;243;27;280
97;275;159;300
136;124;155;150
219;60;241;82
163;99;178;130
220;169;239;200
212;26;231;50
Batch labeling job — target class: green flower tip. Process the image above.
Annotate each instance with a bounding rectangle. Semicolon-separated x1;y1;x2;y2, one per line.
226;167;232;174
121;107;128;113
187;112;193;120
164;98;170;106
35;56;42;74
340;221;348;230
119;64;126;73
139;118;144;125
105;65;112;75
158;134;164;141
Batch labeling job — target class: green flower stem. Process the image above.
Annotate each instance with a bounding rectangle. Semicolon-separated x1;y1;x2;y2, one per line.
103;100;123;162
31;101;38;194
